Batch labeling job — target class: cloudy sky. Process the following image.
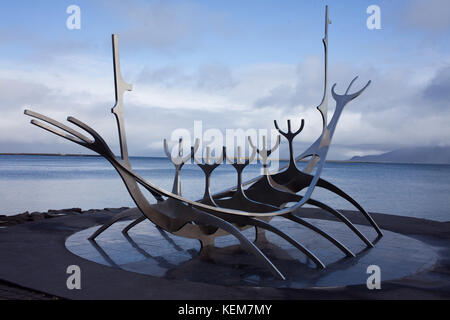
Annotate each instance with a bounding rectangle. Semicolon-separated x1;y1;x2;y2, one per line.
0;0;449;159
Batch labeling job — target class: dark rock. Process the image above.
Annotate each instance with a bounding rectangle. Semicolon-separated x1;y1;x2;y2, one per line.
104;207;130;211
1;207;130;227
48;208;82;214
84;209;101;214
30;213;45;221
17;212;30;218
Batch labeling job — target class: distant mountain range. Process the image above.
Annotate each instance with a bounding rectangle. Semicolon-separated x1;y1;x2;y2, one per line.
349;146;450;164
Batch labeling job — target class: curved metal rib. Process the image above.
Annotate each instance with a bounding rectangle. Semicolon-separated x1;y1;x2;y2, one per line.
246;167;383;239
184;204;286;280
194;141;324;268
88;208;140;240
228;215;325;268
316;179;383;237
303;198;374;248
242;154;356;257
244;175;356;257
283;214;354;257
205;195;326;268
122;215;146;234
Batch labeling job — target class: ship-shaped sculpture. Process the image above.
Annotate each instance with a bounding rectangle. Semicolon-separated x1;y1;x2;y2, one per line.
24;6;382;280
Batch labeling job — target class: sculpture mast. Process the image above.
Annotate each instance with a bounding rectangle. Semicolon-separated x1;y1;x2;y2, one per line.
111;34;133;165
317;5;331;132
303;5;331;173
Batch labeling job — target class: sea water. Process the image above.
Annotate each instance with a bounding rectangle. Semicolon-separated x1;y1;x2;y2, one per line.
0;155;449;221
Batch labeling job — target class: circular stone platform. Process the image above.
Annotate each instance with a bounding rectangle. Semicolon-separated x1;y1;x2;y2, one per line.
66;217;438;289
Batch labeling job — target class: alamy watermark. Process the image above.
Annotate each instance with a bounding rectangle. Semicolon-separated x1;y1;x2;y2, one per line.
64;5;380;32
366;5;381;30
167;121;281;172
66;265;81;290
366;264;381;289
66;5;81;30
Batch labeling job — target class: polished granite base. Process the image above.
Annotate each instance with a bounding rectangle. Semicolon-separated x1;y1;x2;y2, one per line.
66;217;437;288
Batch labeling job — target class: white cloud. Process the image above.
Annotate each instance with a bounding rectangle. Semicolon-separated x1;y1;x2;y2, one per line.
1;34;449;159
404;0;450;32
99;0;232;53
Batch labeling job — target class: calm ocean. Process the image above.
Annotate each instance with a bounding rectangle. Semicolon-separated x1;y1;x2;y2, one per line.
0;155;449;221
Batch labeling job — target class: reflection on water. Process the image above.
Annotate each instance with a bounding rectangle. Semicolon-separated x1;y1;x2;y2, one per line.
1;155;449;221
65;218;437;288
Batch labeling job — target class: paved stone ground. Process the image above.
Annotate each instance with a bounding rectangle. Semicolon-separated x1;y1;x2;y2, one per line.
0;208;127;300
0;207;129;300
0;207;449;299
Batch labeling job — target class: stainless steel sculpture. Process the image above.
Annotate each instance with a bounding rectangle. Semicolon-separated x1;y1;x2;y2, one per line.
24;6;382;280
